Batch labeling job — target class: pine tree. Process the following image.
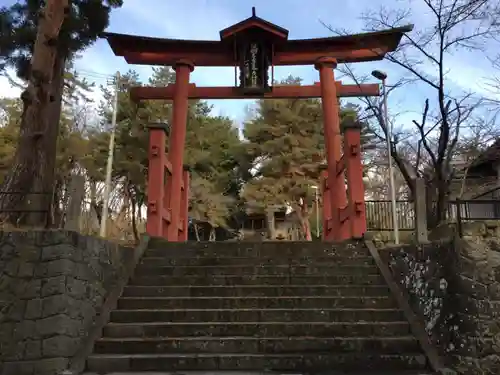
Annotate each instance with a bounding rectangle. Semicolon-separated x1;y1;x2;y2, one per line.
0;0;123;225
0;88;90;226
0;98;22;183
242;76;373;240
87;66;243;240
185;112;241;238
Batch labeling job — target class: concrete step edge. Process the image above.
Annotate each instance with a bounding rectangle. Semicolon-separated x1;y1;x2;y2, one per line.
95;335;418;342
104;321;411;326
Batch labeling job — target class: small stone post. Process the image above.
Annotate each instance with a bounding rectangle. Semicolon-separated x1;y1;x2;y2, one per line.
64;174;85;231
414;178;429;243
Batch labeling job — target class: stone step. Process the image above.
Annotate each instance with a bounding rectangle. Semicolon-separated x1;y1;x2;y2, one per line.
109;308;406;323
103;321;412;338
116;296;396;310
83;372;434;375
122;285;391;298
129;274;386;286
86;352;428;372
93;336;421;355
133;264;380;277
146;240;368;258
139;256;375;267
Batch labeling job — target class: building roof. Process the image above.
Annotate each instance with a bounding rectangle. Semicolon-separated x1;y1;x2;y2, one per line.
101;9;413;67
468;138;500;176
219;7;289;41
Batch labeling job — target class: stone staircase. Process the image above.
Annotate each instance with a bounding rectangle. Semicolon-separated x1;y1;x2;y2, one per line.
85;240;433;374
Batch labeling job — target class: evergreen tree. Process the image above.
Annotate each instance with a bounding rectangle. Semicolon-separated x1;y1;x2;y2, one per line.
0;98;22;183
1;0;123;79
0;91;89;226
242;76;373;240
185;112;241;238
0;0;122;225
88;66;243;240
84;70;151;239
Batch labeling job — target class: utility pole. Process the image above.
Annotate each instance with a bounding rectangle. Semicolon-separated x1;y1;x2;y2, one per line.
100;71;120;237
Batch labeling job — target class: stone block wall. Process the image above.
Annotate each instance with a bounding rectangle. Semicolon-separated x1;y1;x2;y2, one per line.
0;231;144;375
365;230;416;246
381;236;500;374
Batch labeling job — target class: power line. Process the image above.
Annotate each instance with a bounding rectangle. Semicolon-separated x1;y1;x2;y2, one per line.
79;74;110;82
78;74;112;83
76;69;116;87
78;69;114;79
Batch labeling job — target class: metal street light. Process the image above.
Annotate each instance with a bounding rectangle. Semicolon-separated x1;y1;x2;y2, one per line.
371;70;387;81
371;70;399;245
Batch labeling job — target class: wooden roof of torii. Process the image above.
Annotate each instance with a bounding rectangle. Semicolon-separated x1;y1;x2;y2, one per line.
101;8;413;67
219;7;289;42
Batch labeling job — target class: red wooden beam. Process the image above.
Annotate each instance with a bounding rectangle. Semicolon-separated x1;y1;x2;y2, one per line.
124;51;232;67
275;48;388;65
123;47;388;67
163;159;172;175
325;218;333;231
336;155;346;177
338;205;350;224
104;25;412;67
130;82;379;101
161;208;171;223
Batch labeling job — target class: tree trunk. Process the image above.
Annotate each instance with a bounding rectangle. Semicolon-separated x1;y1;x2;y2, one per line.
127;186;140;244
193;222;201;242
265;210;276;240
294;200;312;241
44;51;67;226
114;199;129;239
427;177;450;229
0;0;68;226
52;178;64;227
209;227;216;241
194;223;201;241
130;202;139;244
89;180;100;231
300;218;312;241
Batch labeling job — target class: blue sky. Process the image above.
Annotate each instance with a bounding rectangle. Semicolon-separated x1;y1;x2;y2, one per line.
0;0;498;129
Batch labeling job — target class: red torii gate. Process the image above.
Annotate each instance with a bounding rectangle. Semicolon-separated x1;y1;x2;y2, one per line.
103;8;411;242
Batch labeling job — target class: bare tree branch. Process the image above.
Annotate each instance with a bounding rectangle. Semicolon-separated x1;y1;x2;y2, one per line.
323;0;500;227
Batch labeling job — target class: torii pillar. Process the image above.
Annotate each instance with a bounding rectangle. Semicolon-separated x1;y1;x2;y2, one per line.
103;8;412;242
167;60;194;240
315;57;350;241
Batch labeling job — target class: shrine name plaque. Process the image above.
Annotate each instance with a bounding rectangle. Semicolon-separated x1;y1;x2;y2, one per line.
239;41;270;94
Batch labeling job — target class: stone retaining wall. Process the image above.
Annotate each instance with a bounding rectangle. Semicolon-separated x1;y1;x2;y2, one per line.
0;231;145;375
366;230;416;246
381;237;500;374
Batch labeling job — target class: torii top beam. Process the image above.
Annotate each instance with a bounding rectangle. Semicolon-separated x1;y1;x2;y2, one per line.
102;10;413;67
